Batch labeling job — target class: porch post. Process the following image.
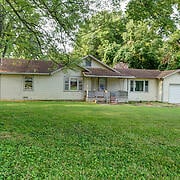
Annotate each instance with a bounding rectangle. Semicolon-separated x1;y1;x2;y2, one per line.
86;77;89;101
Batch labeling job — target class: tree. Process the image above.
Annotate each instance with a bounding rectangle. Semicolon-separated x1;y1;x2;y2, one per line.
73;11;126;65
126;0;180;35
159;30;180;70
0;0;90;62
114;20;163;69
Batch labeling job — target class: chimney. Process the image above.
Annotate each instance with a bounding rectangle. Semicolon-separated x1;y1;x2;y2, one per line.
0;57;2;66
114;62;129;69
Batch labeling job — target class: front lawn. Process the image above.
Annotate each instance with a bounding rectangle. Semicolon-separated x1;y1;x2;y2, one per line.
0;101;180;179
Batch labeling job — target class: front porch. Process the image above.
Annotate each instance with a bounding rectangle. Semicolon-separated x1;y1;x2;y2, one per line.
85;90;128;103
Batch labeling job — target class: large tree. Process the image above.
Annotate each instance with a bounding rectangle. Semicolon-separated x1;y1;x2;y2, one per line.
126;0;180;35
73;11;126;65
73;0;180;69
113;20;163;69
0;0;90;62
159;30;180;70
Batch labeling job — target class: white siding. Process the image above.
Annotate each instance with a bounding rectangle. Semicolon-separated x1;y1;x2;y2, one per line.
83;77;92;91
162;72;180;103
128;79;158;101
0;69;85;100
107;78;127;91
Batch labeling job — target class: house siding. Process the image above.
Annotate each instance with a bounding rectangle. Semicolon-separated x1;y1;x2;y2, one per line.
107;78;127;91
162;73;180;102
0;69;85;100
128;79;158;101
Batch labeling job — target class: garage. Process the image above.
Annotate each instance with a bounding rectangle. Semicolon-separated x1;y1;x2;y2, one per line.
169;84;180;103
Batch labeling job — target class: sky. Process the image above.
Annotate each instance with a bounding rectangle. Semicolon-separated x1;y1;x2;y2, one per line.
90;0;131;12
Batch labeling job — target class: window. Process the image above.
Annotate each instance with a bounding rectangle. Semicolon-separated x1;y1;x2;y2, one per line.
70;78;78;90
145;81;149;92
99;78;107;91
85;59;91;67
130;80;149;92
64;77;83;91
135;81;144;91
130;80;134;92
24;76;33;90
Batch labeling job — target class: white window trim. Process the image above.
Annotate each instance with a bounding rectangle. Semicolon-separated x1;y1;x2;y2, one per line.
64;76;83;91
130;80;149;92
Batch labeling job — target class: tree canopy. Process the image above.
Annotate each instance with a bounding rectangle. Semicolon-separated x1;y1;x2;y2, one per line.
73;0;180;69
0;0;89;62
0;0;180;69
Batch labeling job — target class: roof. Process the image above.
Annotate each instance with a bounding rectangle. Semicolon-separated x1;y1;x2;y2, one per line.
115;68;179;79
82;55;120;73
83;68;133;78
0;58;62;74
156;70;177;79
0;57;179;78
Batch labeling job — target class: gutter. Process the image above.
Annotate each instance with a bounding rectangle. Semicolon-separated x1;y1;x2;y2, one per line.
83;74;135;79
0;72;50;75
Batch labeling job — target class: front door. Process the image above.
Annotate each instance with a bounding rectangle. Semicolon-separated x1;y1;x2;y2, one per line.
99;78;107;91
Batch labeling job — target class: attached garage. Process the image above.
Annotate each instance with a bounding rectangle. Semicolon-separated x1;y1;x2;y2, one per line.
169;84;180;104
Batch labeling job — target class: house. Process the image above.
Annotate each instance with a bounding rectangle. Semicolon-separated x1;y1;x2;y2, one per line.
0;55;180;103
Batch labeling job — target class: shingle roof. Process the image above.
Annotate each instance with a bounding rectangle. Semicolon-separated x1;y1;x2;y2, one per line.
0;58;62;74
0;58;179;78
83;68;129;77
115;68;178;79
156;70;177;78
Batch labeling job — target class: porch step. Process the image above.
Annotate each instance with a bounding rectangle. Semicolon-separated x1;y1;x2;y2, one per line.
110;97;118;104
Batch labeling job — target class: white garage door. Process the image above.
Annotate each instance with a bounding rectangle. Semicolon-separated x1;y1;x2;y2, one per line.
169;84;180;103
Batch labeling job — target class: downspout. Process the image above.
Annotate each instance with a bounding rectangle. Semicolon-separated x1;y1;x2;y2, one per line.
0;74;1;100
127;78;129;102
161;79;164;102
86;77;88;101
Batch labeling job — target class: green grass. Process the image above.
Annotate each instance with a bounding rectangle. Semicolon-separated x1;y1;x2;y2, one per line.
0;101;180;179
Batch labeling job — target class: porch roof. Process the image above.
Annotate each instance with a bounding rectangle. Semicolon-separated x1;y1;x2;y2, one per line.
83;68;134;78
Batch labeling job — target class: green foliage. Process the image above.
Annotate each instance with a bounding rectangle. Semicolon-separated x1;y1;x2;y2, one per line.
0;0;90;60
126;0;179;35
159;30;180;70
0;101;180;179
73;11;126;65
73;1;180;69
114;20;163;69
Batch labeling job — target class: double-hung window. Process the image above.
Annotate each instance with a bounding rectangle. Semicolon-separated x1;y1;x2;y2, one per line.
24;76;33;91
130;80;148;92
64;77;83;91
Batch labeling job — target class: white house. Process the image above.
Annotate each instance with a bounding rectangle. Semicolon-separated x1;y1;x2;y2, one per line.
0;55;180;103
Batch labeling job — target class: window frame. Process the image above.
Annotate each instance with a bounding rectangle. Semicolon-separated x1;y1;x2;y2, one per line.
24;76;33;91
64;76;83;91
85;59;92;67
130;80;149;92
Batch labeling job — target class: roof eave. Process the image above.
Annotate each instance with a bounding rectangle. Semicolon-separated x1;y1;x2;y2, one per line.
160;69;180;79
0;72;50;75
83;73;135;78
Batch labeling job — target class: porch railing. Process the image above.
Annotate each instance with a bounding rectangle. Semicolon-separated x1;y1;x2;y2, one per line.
86;90;128;103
